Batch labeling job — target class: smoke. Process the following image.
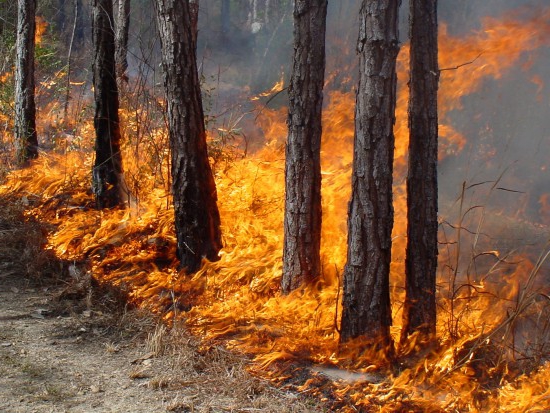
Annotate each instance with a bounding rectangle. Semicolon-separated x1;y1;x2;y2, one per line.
122;1;550;243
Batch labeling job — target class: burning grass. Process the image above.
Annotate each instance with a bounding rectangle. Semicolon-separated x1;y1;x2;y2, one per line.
2;4;550;412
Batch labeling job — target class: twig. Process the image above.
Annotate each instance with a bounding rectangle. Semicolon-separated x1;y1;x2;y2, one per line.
440;53;483;72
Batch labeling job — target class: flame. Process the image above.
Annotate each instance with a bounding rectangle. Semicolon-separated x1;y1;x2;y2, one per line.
35;16;47;45
1;5;550;411
250;72;285;101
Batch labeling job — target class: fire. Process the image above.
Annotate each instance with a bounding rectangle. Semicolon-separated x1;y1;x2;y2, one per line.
1;4;550;412
35;16;47;45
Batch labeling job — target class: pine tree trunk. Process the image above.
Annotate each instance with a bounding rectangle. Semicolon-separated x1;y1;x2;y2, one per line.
92;0;126;209
402;0;439;343
15;0;38;164
281;0;327;293
114;0;130;83
155;0;223;273
339;0;401;352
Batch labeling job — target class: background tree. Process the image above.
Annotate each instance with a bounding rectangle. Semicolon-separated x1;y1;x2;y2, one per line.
189;0;199;46
114;0;130;83
91;0;126;208
14;0;38;164
155;0;223;273
402;0;439;343
282;0;327;293
339;0;401;352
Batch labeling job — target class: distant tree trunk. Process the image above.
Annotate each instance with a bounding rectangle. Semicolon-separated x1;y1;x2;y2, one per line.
402;0;439;343
339;0;401;352
281;0;327;293
56;0;67;33
221;0;230;37
15;0;38;164
92;0;126;208
189;0;199;47
155;0;223;273
114;0;130;83
74;0;85;47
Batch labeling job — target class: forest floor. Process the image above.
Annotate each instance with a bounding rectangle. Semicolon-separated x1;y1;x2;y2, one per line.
0;196;325;413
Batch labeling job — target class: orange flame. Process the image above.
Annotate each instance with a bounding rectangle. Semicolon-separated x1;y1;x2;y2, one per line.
1;5;550;412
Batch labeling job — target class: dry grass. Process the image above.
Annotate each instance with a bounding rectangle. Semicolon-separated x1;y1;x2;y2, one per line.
0;192;326;412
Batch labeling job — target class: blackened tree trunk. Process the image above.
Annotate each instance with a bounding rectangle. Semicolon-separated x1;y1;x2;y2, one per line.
339;0;401;352
114;0;130;83
15;0;38;164
155;0;223;273
281;0;327;293
92;0;126;208
402;0;439;343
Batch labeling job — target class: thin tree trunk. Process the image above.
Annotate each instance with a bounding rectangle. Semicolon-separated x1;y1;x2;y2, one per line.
56;0;67;34
74;0;85;47
114;0;130;83
92;0;126;209
15;0;38;164
155;0;222;273
282;0;327;293
339;0;401;353
189;0;199;47
63;0;78;121
402;0;439;343
221;0;230;37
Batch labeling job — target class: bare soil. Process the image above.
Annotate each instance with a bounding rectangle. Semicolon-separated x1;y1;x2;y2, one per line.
0;199;324;413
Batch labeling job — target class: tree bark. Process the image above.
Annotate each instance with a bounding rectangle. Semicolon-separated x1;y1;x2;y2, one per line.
339;0;401;352
402;0;439;343
155;0;223;273
15;0;38;164
281;0;327;293
114;0;130;83
92;0;126;209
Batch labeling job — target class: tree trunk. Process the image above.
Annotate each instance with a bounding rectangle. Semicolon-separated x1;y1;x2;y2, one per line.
114;0;130;83
189;0;199;47
339;0;401;352
402;0;439;343
221;0;230;37
281;0;327;293
56;0;67;34
92;0;126;209
155;0;223;273
15;0;38;164
74;0;85;48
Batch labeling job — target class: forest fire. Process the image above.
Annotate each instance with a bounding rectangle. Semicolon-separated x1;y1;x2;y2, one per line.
2;2;550;412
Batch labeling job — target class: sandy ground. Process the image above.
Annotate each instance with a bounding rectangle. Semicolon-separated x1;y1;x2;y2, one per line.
0;200;325;413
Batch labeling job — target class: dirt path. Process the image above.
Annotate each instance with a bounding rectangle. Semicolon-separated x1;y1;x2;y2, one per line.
0;200;324;413
0;272;172;413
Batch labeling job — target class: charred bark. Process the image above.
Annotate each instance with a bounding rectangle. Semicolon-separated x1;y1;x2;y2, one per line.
114;0;130;83
92;0;126;209
15;0;38;164
402;0;439;343
339;0;401;352
155;0;222;273
281;0;327;293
